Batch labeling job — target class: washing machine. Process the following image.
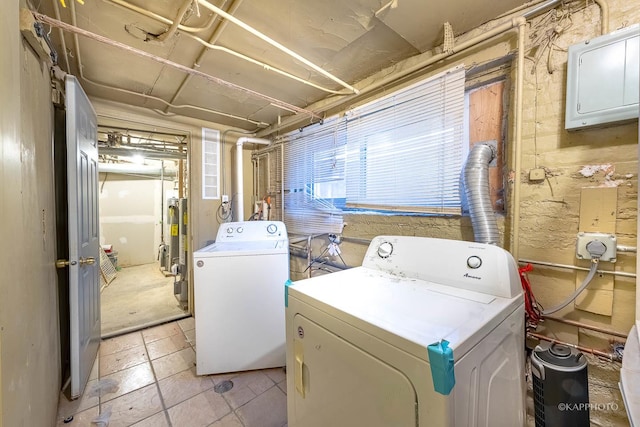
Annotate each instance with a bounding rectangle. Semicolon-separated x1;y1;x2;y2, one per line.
194;220;289;375
285;235;525;427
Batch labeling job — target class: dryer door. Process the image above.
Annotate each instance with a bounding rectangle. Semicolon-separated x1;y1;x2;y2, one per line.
291;314;417;427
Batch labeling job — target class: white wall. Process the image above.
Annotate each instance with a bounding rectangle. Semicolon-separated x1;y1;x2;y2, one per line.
99;173;176;267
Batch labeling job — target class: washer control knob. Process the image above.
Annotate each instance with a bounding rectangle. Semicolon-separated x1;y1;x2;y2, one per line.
377;242;393;258
467;256;482;269
267;224;278;234
236;227;243;233
226;227;234;234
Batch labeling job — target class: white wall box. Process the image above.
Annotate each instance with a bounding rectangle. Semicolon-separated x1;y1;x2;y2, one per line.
565;24;639;130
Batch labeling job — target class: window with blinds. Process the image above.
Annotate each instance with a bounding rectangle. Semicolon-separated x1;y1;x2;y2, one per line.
282;117;346;234
345;65;466;213
282;65;466;233
202;128;220;199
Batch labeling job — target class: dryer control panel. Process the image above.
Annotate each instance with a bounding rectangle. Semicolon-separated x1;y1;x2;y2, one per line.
364;236;521;299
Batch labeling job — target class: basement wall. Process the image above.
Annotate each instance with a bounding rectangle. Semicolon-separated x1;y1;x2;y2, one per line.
99;173;173;267
0;1;61;426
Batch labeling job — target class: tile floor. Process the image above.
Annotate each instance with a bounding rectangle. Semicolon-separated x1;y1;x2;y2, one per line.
56;317;288;427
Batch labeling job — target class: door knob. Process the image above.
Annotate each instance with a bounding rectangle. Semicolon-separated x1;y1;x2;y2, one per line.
56;259;70;268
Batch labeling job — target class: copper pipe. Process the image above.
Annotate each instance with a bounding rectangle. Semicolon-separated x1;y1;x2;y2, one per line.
542;316;627;340
527;332;620;362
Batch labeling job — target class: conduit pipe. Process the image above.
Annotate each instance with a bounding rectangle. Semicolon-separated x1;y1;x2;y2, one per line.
168;0;243;111
195;0;359;95
463;143;499;245
235;137;270;221
593;0;609;34
52;0;71;73
32;13;322;121
157;0;193;42
181;32;348;95
54;2;268;128
512;17;526;260
527;332;620;362
518;258;636;279
106;0;345;97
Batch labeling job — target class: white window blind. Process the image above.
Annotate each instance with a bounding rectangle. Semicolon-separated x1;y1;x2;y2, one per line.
202;128;220;199
282;65;465;235
345;65;466;213
283;117;346;234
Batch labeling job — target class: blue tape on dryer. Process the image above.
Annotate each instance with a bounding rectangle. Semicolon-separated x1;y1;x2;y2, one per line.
427;339;455;395
284;279;293;307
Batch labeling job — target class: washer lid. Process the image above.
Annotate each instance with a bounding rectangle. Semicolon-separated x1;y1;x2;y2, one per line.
194;239;288;256
288;266;523;361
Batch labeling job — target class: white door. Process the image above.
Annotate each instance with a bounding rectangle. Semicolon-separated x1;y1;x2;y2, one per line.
65;75;101;399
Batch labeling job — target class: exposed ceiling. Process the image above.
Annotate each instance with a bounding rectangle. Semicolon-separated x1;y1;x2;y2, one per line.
35;0;529;133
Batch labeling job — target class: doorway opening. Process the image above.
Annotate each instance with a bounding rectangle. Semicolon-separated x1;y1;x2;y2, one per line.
97;124;190;337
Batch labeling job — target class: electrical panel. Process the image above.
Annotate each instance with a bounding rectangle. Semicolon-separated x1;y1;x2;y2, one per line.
565;24;639;130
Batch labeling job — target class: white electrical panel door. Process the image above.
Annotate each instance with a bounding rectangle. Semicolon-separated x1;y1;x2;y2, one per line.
566;24;640;130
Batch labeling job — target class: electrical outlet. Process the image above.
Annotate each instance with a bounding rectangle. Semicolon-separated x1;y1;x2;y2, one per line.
576;232;617;262
529;168;546;181
222;195;229;203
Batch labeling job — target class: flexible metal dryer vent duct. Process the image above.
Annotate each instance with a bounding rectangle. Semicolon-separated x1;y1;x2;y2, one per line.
463;143;499;245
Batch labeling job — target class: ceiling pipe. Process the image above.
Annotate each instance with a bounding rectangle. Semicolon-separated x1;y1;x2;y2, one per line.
33;12;323;121
167;0;241;112
98;162;178;177
104;0;217;33
99;147;187;160
195;0;359;95
235;137;270;221
55;2;266;128
261;0;610;137
104;0;345;100
52;0;71;73
181;32;348;95
157;0;193;42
